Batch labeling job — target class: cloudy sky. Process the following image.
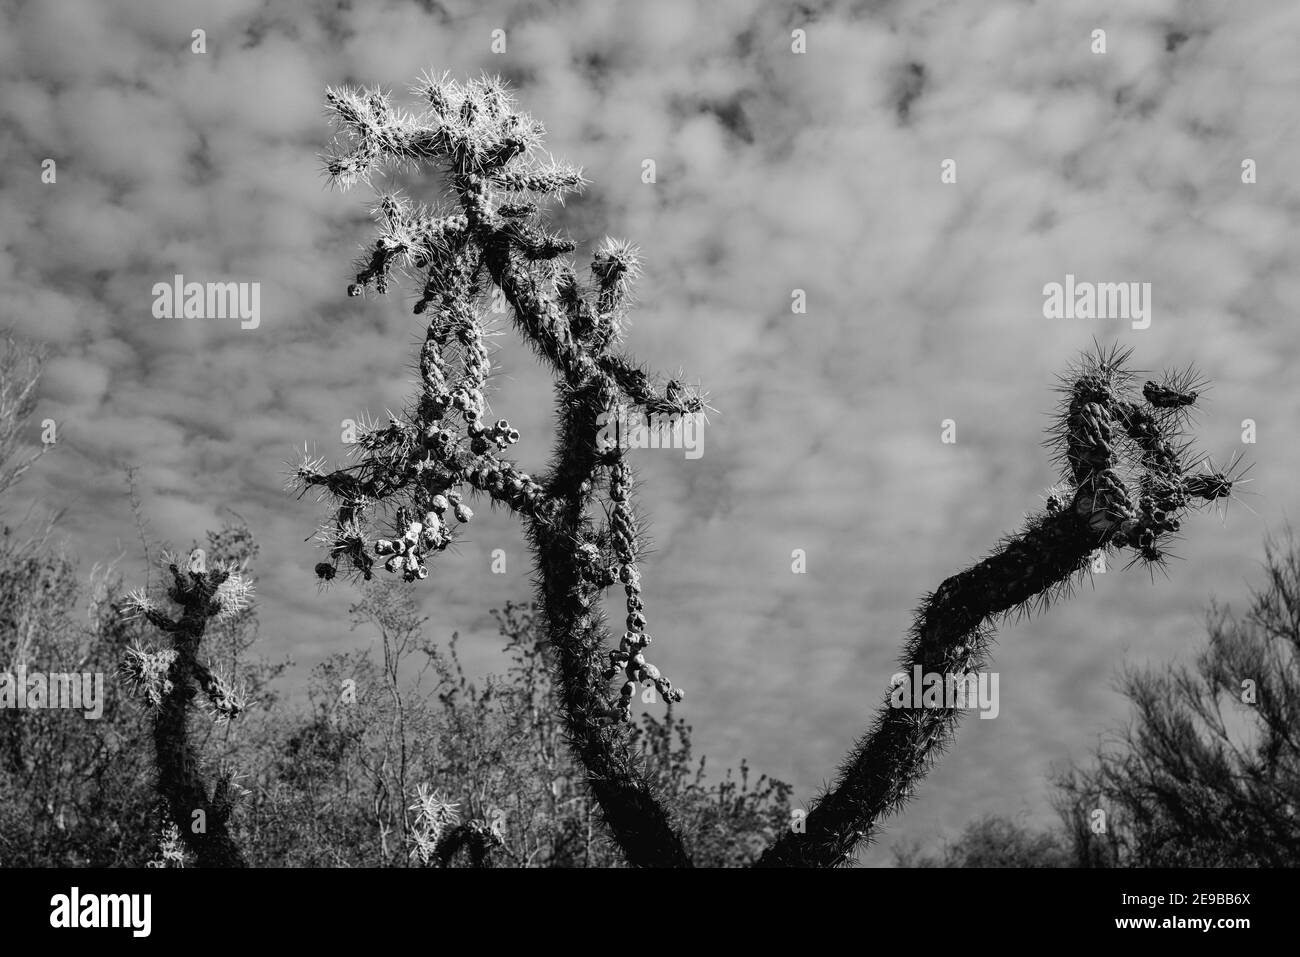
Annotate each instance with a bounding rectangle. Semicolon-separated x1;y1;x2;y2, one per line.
3;0;1297;865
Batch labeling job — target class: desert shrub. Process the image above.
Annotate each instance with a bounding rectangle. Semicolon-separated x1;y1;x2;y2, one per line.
1057;532;1300;867
892;814;1069;868
237;587;791;867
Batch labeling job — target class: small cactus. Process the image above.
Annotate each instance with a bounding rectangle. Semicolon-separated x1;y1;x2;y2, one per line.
120;552;253;867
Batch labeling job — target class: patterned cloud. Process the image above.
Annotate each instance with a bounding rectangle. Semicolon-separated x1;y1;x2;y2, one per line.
2;0;1294;864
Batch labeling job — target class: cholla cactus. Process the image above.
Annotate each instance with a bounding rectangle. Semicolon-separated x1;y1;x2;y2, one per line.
755;343;1246;867
297;73;706;867
407;784;507;867
432;819;506;867
408;784;460;865
299;74;1243;868
119;552;253;867
144;814;187;869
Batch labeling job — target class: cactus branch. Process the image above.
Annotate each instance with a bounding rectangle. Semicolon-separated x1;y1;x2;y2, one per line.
755;343;1237;866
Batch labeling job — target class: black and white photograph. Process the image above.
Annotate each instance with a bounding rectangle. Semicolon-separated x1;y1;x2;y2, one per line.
0;0;1294;939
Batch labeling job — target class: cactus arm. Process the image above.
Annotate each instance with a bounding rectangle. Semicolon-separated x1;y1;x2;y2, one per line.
755;344;1238;867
